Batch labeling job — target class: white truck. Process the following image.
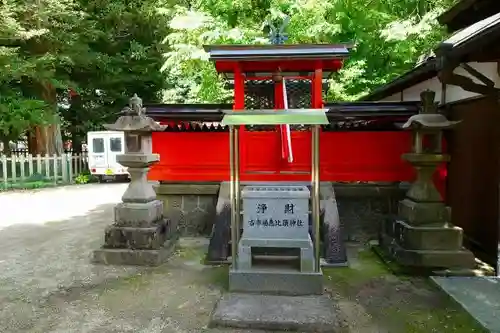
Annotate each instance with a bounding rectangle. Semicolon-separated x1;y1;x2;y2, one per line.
87;131;129;182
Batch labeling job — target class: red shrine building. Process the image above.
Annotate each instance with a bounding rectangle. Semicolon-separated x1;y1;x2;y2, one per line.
144;41;461;270
148;43;434;187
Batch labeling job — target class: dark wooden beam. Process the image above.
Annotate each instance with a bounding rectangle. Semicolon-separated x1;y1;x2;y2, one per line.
438;70;500;96
438;0;500;33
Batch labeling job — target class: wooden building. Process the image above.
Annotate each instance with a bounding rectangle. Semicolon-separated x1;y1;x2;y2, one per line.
364;0;500;266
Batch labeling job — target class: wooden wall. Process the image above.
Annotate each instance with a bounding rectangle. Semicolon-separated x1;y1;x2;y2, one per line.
446;96;500;265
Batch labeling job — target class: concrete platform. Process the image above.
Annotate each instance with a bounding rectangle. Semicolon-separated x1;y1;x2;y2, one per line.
210;293;344;332
229;267;323;295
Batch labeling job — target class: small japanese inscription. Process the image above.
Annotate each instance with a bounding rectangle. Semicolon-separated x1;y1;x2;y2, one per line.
242;185;310;239
249;201;306;228
248;217;305;228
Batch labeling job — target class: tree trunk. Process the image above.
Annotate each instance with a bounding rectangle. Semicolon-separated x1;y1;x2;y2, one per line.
1;138;11;155
30;82;63;156
31;123;63;156
71;132;83;153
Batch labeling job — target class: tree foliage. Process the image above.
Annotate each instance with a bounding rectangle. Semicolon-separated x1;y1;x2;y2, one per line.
161;0;457;102
1;0;458;150
0;0;170;151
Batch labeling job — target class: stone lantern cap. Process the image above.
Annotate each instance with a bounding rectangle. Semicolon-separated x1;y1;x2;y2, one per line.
401;90;460;130
401;114;460;130
104;94;165;133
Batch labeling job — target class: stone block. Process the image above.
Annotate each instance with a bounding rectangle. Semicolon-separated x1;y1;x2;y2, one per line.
398;199;448;225
229;268;323;295
321;183;347;266
300;247;315;272
384;239;475;269
103;224;167;250
334;182;404;242
114;200;163;227
155;183;220;236
92;241;176;266
206;182;231;264
155;191;217;236
393;219;464;251
154;183;220;195
237;244;252;270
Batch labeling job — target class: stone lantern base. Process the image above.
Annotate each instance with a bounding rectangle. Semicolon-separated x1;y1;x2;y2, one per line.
93;199;178;266
379;154;475;271
379;217;476;270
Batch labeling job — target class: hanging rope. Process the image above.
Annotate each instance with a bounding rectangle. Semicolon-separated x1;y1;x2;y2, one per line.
282;78;294;163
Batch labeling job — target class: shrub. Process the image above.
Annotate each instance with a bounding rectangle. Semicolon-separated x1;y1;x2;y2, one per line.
75;170;98;184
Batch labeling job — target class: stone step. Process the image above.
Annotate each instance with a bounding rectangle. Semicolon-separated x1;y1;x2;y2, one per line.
210;293;342;332
229;267;323;295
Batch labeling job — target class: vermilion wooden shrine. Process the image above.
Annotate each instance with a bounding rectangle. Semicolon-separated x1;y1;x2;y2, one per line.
146;43;446;196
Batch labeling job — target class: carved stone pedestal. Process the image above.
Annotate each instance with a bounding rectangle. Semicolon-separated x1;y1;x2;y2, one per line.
93;164;178;266
93;205;177;266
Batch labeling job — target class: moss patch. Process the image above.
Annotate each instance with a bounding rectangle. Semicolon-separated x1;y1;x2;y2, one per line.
175;245;205;262
385;305;486;333
324;249;390;289
324;246;487;333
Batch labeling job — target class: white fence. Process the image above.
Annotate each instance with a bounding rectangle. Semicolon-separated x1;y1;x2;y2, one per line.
0;152;89;185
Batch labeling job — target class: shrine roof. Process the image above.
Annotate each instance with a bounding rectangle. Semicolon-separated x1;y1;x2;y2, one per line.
145;103;231;121
363;11;500;101
144;101;419;122
204;44;352;61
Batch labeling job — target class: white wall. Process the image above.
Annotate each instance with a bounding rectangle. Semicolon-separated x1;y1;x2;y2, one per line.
380;62;500;104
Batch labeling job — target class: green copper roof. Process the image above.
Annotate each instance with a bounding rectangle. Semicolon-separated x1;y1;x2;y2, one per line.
221;109;329;125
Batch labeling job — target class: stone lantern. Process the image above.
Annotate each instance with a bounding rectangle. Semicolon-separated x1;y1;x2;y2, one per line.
92;94;178;266
402;90;457;204
379;90;475;271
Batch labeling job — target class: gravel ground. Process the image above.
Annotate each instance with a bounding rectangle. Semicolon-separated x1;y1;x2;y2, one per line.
0;183;486;333
0;184;264;333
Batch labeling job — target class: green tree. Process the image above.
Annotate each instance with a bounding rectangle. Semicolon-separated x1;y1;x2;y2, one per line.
0;0;172;153
59;0;172;150
161;0;456;103
0;0;63;153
